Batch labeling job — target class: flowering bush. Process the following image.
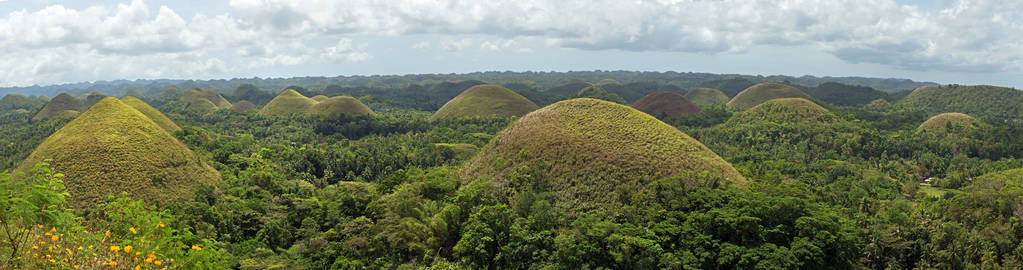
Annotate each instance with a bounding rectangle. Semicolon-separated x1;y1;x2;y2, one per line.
1;162;229;269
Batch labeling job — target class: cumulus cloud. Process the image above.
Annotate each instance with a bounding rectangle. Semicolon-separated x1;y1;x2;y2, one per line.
224;0;1023;73
1;0;1022;86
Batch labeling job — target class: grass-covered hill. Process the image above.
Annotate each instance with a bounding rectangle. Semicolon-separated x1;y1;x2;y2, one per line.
310;96;374;115
464;98;746;214
121;89;146;99
805;82;889;106
230;100;258;112
695;97;877;182
696;78;757;96
574;85;627;104
545;82;592;96
120;96;182;133
729;98;838;124
182;88;232;109
631;91;702;117
260;89;318;115
0;94;46;112
311;95;329;102
917;112;980;133
230;84;275;105
685;87;730;107
595;81;645;102
430;84;539;120
899;85;1023;122
726;82;811;110
33;93;83;121
17;97;220;209
82;91;107;109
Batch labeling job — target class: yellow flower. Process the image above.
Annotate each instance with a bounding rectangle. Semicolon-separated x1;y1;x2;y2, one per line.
136;251;142;256
74;266;79;269
51;235;59;241
191;245;202;251
130;227;137;234
145;253;156;263
32;245;39;250
110;245;121;252
104;230;111;237
106;261;118;266
154;260;162;266
50;227;56;233
125;245;133;253
135;266;142;270
48;258;56;263
158;222;165;228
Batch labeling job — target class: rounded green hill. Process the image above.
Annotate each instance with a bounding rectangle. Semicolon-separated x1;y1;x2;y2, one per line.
33;93;83;121
575;85;627;104
464;98;746;213
728;98;837;125
231;100;258;112
260;89;318;115
901;85;1023;121
82;92;107;109
120;96;182;132
0;94;32;112
310;96;374;115
430;84;539;120
917;112;980;133
545;82;592;96
726;82;810;110
181;88;232;109
18;97;220;209
685;87;730;107
311;95;329;102
631;91;702;117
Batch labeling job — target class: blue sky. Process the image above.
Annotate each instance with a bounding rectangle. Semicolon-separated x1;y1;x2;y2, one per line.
0;0;1020;88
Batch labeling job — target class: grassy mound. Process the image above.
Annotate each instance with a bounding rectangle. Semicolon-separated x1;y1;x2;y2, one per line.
120;96;181;133
430;84;539;120
33;93;83;121
121;89;146;99
310;96;374;115
0;94;31;112
545;82;592;96
311;95;329;102
575;85;627;104
82;92;107;109
18;97;220;209
464;98;746;213
917;113;980;133
685;87;730;107
259;89;318;115
631;91;702;117
805;82;888;106
185;99;219;114
900;85;1023;121
726;82;810;110
728;98;837;125
181;88;232;109
231;100;258;112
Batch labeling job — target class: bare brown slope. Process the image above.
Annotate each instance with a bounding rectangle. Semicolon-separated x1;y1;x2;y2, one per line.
632;91;702;117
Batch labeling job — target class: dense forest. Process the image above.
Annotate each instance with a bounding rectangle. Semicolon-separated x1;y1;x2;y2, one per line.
3;72;1023;269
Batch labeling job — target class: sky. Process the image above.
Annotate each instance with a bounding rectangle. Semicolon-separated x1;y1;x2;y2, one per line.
0;0;1020;88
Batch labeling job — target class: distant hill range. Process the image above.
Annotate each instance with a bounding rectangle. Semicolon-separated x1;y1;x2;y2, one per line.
0;71;938;101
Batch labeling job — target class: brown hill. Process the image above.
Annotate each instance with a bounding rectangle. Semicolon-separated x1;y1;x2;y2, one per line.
631;91;702;117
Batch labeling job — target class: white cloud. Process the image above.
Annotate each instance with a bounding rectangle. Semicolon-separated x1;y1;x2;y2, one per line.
1;0;1022;86
480;39;530;53
248;38;370;68
411;41;431;50
438;38;473;52
224;0;1023;73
